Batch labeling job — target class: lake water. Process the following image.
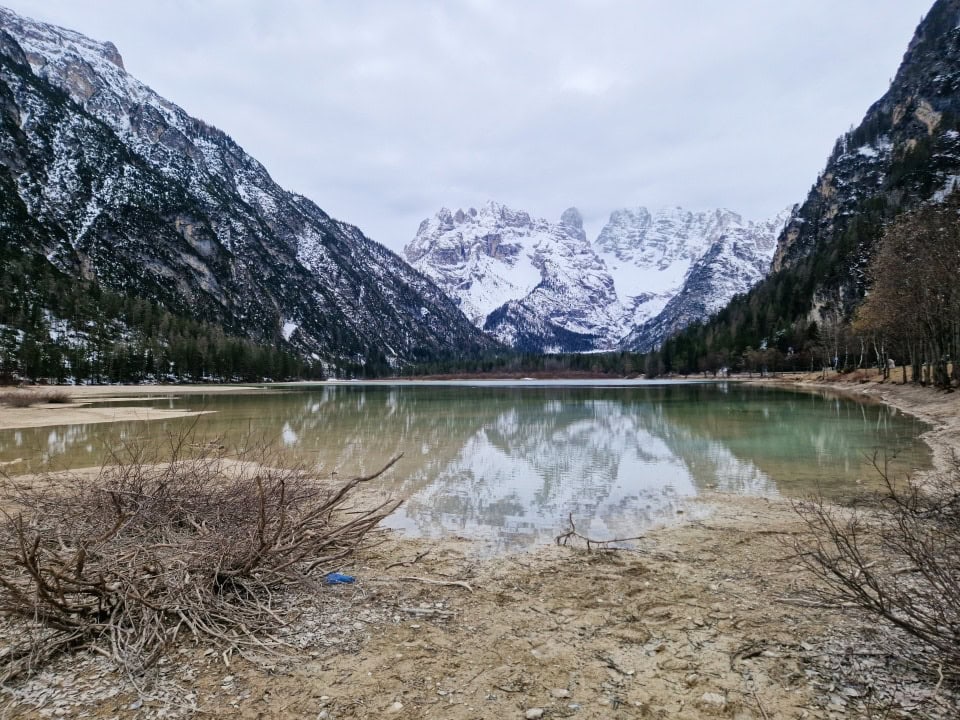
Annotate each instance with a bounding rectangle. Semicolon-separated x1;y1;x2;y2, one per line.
0;381;932;550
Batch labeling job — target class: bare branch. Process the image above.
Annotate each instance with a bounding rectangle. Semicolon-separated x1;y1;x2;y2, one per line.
0;439;403;682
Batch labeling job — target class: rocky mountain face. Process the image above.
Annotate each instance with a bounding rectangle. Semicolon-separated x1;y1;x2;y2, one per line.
770;0;960;313
596;207;790;351
0;6;493;372
405;202;787;353
621;208;793;352
405;202;621;351
596;207;743;327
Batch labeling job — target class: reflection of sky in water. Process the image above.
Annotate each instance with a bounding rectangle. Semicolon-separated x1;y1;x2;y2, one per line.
0;382;932;551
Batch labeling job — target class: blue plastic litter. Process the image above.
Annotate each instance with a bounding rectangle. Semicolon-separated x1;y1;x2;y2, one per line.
324;572;355;585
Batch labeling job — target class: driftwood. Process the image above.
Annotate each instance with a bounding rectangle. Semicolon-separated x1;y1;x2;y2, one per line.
396;576;473;592
0;435;402;682
398;607;455;618
555;513;643;551
384;549;430;570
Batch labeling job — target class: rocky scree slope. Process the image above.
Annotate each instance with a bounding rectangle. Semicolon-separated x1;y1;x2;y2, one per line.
406;202;787;353
0;7;492;370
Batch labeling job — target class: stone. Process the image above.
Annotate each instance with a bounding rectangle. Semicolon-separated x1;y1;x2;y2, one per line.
525;709;545;719
700;692;727;708
550;688;571;698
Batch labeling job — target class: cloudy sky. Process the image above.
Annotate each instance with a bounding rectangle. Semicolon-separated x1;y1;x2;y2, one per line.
3;1;935;251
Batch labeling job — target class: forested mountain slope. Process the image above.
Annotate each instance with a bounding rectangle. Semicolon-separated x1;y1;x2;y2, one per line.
0;7;493;381
648;0;960;374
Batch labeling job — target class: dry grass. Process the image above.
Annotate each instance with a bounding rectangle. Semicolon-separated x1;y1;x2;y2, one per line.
0;432;401;682
0;389;73;407
39;389;72;404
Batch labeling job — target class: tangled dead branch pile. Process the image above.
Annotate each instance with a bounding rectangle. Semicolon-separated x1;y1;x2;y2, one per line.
794;457;960;684
0;438;401;682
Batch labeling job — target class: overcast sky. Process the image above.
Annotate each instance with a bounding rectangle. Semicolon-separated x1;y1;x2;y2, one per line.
3;1;935;251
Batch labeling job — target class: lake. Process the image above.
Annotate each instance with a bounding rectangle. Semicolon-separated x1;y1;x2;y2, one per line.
0;381;932;551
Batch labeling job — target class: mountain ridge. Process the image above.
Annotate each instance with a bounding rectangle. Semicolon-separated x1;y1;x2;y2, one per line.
0;5;494;377
405;200;789;353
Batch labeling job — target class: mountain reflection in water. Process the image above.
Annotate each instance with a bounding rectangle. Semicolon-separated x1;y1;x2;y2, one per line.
0;382;931;551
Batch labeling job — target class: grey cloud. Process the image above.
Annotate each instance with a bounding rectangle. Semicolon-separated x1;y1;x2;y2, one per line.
4;0;933;249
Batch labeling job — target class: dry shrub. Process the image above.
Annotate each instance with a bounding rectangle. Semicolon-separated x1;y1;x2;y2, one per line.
0;389;72;407
0;391;41;407
0;435;401;681
39;389;72;404
794;458;960;684
845;368;872;383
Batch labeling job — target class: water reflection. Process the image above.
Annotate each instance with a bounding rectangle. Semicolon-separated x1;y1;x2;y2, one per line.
0;383;931;550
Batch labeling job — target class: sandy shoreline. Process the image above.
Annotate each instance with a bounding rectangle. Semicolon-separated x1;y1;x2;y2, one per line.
1;377;958;718
0;403;216;430
0;384;267;430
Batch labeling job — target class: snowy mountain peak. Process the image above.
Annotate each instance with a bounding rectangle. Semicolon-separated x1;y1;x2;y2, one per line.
404;202;619;350
0;7;124;72
406;201;789;353
560;206;584;230
597;206;743;259
619;205;794;352
593;205;752;328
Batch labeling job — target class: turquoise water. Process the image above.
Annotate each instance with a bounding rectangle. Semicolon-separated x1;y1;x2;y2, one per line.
0;381;931;550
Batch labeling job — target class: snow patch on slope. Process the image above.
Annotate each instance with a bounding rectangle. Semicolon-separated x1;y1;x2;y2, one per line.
407;201;790;353
406;202;621;350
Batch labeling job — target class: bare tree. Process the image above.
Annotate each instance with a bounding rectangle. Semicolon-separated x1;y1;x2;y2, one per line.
857;194;960;387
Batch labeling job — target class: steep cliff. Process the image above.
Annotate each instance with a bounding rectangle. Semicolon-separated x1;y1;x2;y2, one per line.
771;0;960;312
0;6;493;373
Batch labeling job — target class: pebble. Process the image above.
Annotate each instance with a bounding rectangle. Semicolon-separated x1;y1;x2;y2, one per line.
700;691;727;708
525;708;545;719
550;688;571;698
386;701;403;713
